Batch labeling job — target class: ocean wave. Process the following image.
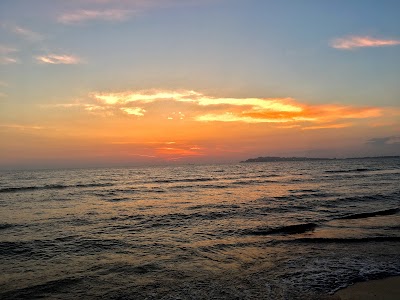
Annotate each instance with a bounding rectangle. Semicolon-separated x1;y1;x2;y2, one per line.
337;207;399;220
95;262;162;275
325;168;378;173
0;186;39;192
75;183;113;188
0;277;82;299
188;204;241;210
106;197;132;202
273;192;334;201
0;237;129;258
245;223;318;235
278;253;400;295
171;184;229;190
153;177;214;183
291;236;400;243
0;223;16;230
0;183;114;193
324;190;400;207
131;209;238;230
233;179;275;185
254;174;281;178
288;189;320;193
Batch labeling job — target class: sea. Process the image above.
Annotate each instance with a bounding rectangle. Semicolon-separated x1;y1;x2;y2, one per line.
1;158;399;299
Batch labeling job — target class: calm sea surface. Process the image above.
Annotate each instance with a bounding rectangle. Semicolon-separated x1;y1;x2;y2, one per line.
1;158;399;299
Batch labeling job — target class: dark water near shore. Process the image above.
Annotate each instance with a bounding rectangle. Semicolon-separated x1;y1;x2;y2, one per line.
1;158;400;299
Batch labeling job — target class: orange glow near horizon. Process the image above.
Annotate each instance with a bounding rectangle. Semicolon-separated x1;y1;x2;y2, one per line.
1;89;398;167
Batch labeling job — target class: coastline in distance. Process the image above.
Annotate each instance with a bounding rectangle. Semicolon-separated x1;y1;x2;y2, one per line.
241;156;400;163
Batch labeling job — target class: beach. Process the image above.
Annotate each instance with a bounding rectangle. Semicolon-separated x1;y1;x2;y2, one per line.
334;276;400;300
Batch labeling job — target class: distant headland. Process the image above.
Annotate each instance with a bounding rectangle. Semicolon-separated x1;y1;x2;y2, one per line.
241;156;400;163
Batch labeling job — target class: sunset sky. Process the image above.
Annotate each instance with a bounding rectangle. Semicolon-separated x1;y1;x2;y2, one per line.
1;0;399;169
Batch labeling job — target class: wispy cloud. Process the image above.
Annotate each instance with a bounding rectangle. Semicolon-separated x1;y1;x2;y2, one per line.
155;146;205;158
56;0;210;25
91;90;302;112
36;54;81;64
58;9;132;24
0;80;8;98
107;140;205;160
302;123;352;130
0;57;18;64
0;45;17;53
47;90;386;130
0;124;44;130
367;136;400;146
11;26;43;41
0;45;19;64
120;107;146;116
331;36;400;50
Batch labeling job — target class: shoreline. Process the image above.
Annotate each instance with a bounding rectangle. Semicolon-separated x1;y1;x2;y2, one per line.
332;276;400;300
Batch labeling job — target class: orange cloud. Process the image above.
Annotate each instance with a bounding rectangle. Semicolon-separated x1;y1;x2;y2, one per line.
302;123;352;130
0;124;44;130
301;105;381;122
48;90;386;131
331;36;400;50
36;54;81;64
156;146;204;157
105;140;206;161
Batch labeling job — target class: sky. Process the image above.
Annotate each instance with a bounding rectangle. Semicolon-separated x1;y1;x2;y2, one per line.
0;0;399;169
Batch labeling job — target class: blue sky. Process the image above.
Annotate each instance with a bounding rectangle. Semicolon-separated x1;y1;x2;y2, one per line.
1;0;399;168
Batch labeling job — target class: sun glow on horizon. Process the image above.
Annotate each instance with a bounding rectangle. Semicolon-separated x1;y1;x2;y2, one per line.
1;0;399;169
0;88;392;166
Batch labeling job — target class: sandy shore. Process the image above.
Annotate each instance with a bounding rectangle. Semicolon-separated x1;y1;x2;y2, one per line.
333;276;400;300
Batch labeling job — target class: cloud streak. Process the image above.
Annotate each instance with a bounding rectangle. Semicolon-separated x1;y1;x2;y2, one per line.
56;0;199;25
36;54;81;64
367;136;400;146
0;124;44;130
48;90;387;130
107;140;206;161
0;45;19;65
58;9;132;24
0;57;18;64
331;36;400;50
11;26;43;41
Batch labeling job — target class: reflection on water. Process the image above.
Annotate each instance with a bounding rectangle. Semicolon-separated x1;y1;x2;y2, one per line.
0;158;400;299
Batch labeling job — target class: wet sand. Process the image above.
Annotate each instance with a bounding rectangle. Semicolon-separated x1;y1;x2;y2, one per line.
334;276;400;300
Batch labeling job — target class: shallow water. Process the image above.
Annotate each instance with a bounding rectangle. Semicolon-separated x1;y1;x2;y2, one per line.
1;158;399;299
